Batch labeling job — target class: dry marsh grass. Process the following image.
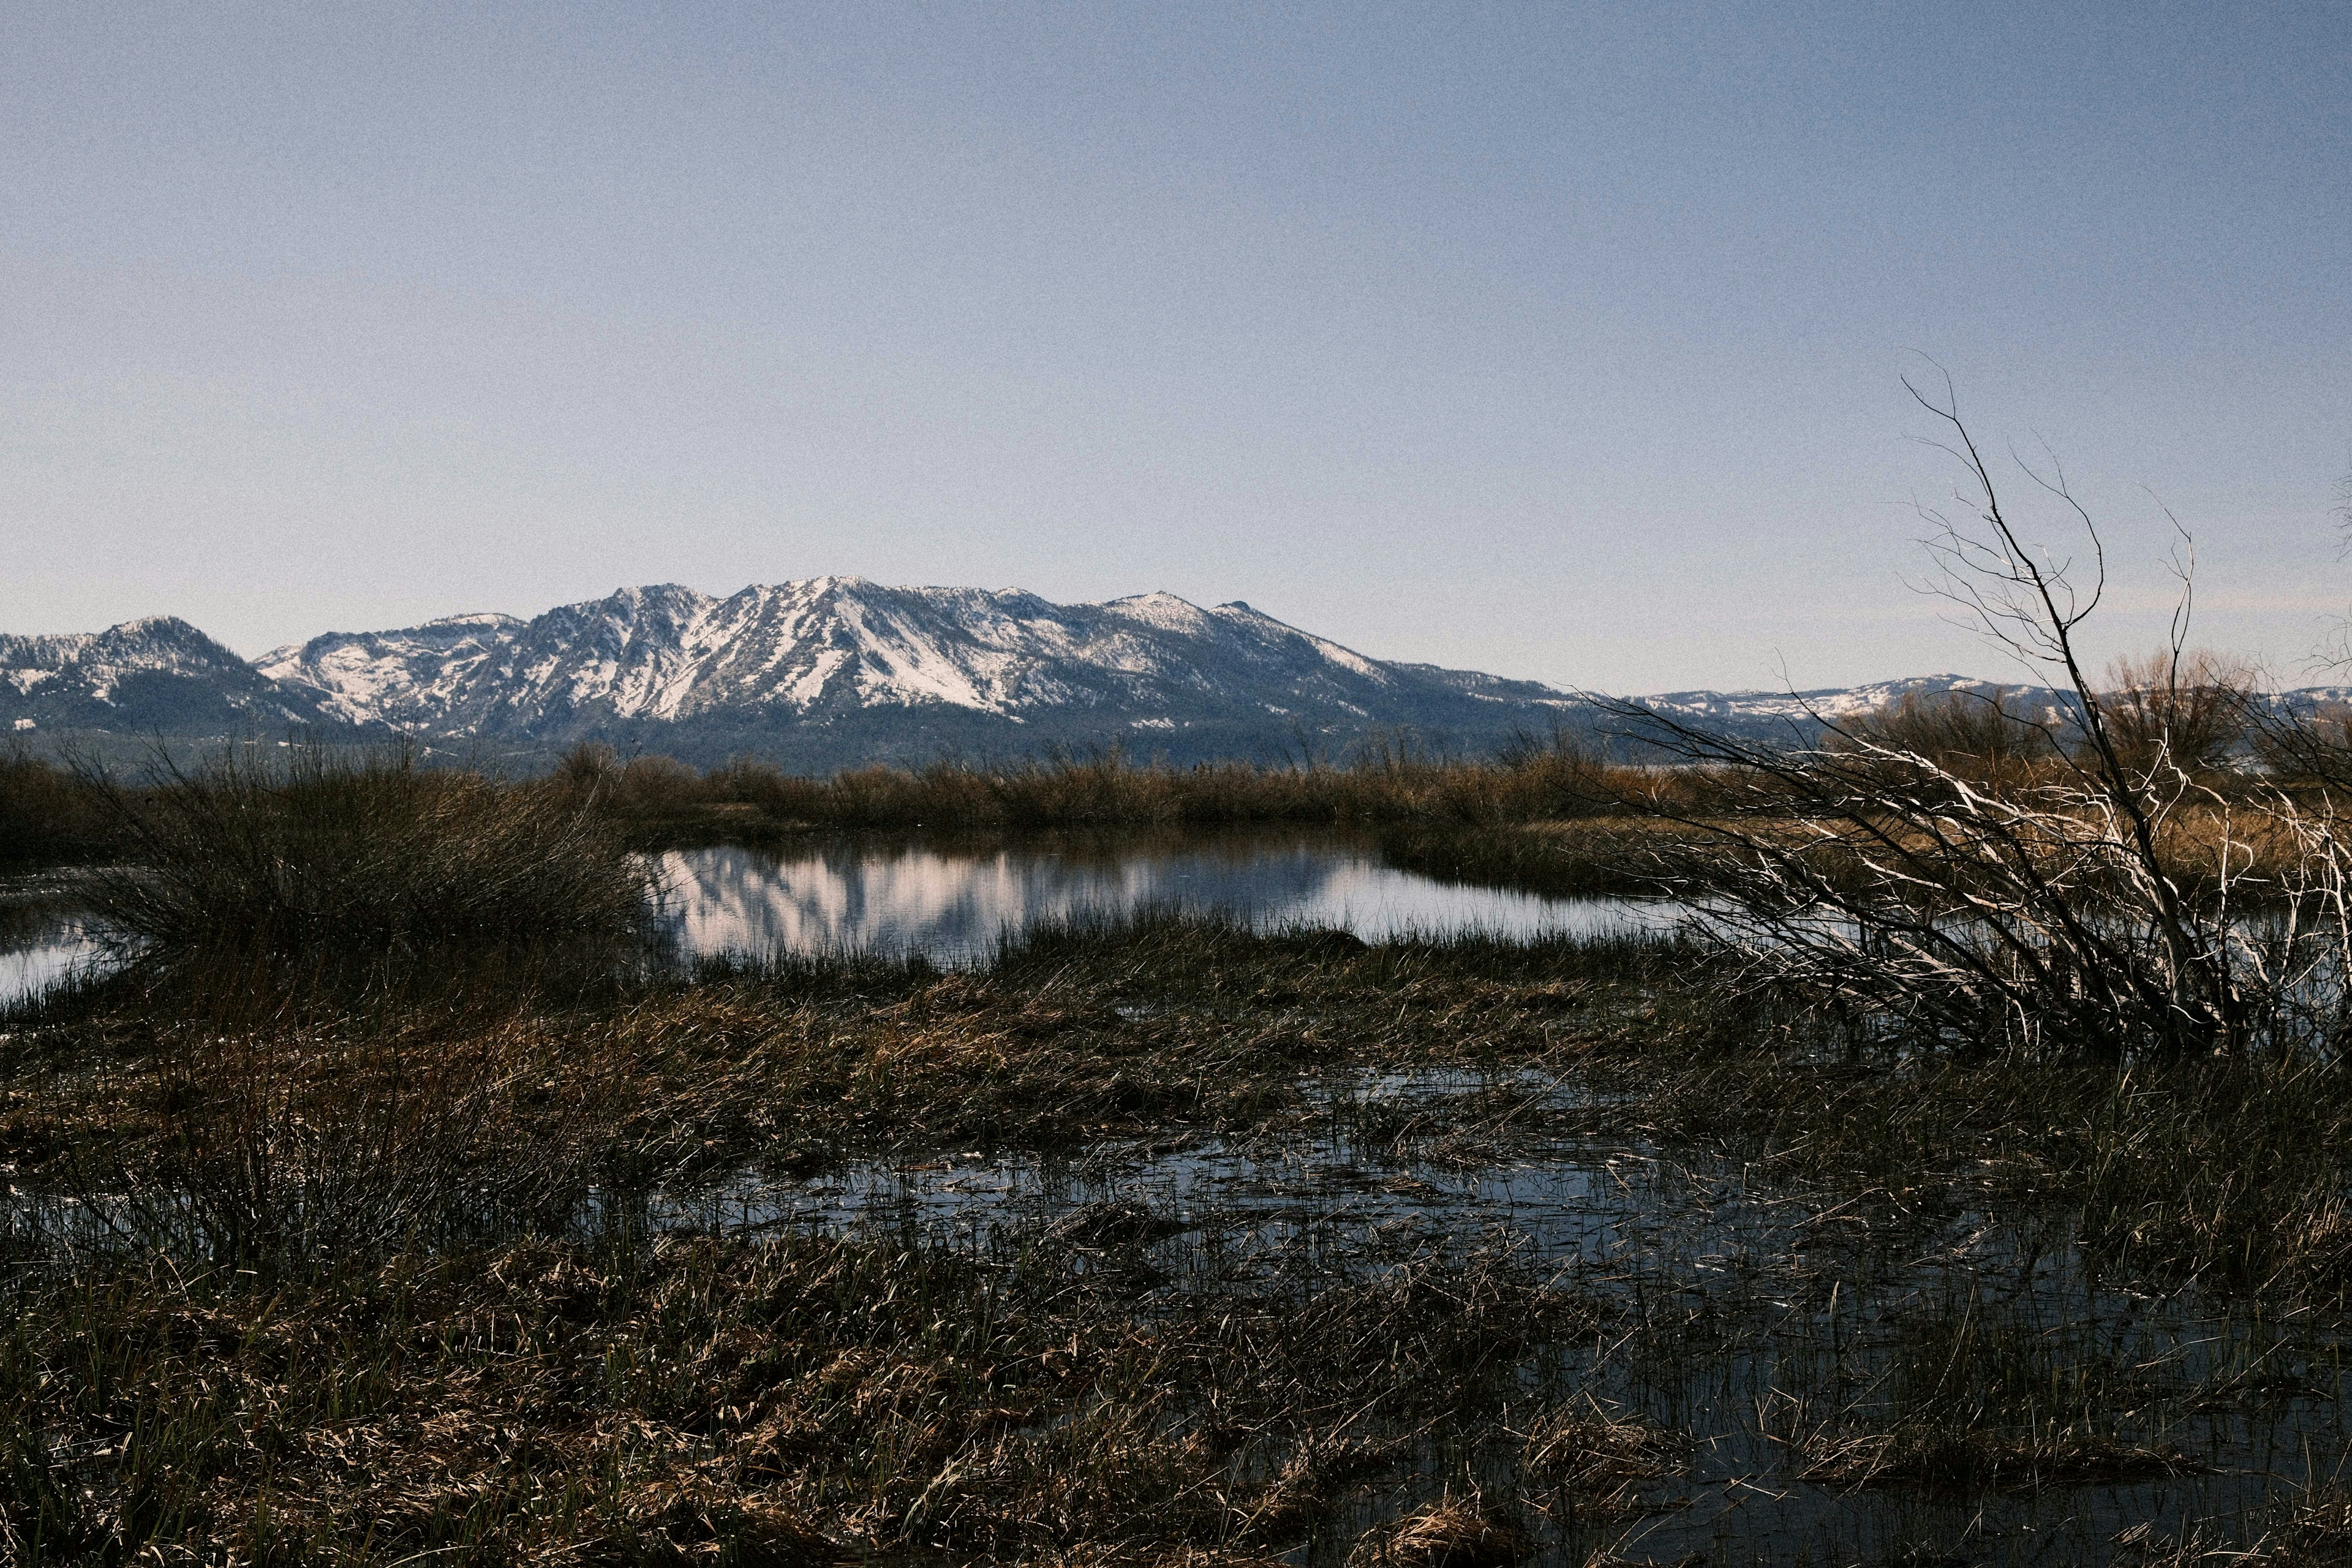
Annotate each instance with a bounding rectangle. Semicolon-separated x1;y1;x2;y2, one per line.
563;733;1644;841
80;741;649;982
2;917;1689;1218
8;905;2352;1560
17;908;2352;1295
1514;1405;1684;1525
1602;1038;2352;1300
1;1216;1592;1564
1346;1494;1532;1566
2114;1485;2352;1566
1766;1292;2198;1496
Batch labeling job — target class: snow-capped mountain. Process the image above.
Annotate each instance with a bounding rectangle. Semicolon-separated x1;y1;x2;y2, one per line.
255;578;1581;765
0;617;345;739
27;583;2332;771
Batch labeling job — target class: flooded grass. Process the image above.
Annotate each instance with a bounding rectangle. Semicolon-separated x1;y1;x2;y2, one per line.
4;912;2351;1562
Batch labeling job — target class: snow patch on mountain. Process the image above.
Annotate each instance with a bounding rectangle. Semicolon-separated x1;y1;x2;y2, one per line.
1638;674;2043;722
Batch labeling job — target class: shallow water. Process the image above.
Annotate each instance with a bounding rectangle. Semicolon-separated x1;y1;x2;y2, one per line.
643;1068;2352;1567
649;831;1675;967
12;1052;2341;1563
0;906;101;1006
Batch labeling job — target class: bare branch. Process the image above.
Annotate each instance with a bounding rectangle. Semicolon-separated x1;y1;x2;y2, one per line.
1589;379;2352;1063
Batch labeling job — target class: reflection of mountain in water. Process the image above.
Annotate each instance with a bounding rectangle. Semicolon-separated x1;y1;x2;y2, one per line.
651;836;1649;965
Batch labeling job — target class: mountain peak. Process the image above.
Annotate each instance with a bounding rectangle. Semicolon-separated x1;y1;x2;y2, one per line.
2;615;345;734
114;613;198;636
247;579;1581;763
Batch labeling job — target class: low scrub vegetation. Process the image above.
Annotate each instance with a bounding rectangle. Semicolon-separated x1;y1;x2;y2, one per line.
77;741;649;985
556;727;1644;840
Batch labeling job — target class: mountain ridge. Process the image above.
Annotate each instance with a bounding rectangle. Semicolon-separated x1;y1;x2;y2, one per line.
252;578;1540;766
20;581;2348;767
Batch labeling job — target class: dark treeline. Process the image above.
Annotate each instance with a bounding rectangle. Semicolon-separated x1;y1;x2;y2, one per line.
560;659;2352;840
0;747;118;869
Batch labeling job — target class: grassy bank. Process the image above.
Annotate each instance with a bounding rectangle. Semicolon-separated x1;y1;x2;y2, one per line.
0;739;1673;886
21;728;2335;913
565;735;2352;921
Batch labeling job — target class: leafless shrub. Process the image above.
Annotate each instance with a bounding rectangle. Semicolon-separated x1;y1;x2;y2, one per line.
2250;699;2352;788
2098;648;2254;775
1598;376;2352;1063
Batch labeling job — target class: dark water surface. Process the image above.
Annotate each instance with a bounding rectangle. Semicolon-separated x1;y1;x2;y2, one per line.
0;898;99;1005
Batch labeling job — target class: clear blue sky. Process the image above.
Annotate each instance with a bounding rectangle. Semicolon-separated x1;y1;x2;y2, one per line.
5;2;2346;692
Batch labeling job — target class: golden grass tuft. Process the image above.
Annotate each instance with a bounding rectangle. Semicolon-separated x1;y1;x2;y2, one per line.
1518;1403;1684;1521
1346;1494;1532;1567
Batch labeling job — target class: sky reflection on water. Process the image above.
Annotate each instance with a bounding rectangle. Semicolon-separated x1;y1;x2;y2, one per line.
0;913;100;1006
650;834;1670;966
